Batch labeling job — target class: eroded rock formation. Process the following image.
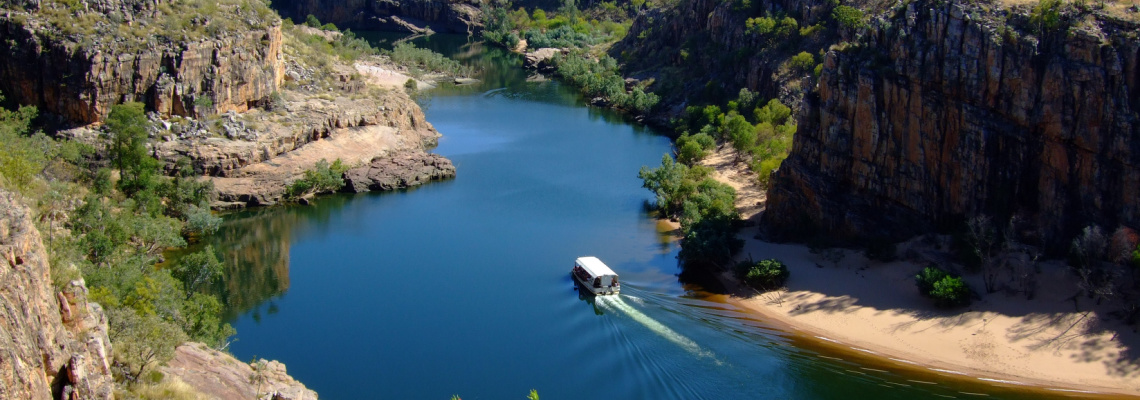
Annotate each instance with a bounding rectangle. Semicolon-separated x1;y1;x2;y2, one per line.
0;0;284;124
764;0;1140;245
343;152;456;192
0;190;114;400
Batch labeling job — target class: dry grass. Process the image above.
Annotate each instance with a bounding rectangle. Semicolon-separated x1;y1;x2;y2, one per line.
129;377;210;400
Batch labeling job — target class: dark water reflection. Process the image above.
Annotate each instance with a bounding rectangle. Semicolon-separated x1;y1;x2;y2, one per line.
182;33;1107;400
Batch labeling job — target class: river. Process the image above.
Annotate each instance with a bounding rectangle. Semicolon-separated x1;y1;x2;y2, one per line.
198;34;1082;399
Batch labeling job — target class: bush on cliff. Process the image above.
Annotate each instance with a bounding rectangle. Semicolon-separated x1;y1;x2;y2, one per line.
736;259;790;291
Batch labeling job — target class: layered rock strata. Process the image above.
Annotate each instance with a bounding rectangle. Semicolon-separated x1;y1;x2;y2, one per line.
764;0;1140;245
0;1;284;124
271;0;481;34
343;152;456;192
0;190;114;400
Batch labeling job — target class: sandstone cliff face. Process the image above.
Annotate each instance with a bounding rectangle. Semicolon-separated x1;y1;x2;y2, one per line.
0;3;284;124
0;191;114;400
613;0;833;112
271;0;481;33
765;0;1140;245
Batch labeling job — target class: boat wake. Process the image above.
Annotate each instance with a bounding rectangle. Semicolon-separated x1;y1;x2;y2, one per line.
596;294;717;361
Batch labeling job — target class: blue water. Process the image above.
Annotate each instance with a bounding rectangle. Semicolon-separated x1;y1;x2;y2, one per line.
199;36;1087;399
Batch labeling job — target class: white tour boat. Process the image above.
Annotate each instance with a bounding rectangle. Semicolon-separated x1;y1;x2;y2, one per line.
571;256;620;296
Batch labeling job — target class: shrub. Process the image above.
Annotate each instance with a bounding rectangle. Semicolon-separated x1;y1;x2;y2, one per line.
321;23;338;32
930;276;971;307
1029;0;1062;34
915;265;949;295
832;5;866;30
915;266;971;307
736;259;790;290
305;14;321;28
286;158;349;199
788;51;815;73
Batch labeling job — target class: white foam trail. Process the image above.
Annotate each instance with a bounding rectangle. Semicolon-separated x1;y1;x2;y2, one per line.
598;296;714;359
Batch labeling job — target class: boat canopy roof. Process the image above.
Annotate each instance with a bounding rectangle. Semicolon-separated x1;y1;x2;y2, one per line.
575;256;616;277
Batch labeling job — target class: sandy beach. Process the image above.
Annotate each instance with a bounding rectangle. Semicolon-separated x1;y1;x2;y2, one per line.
696;149;1140;397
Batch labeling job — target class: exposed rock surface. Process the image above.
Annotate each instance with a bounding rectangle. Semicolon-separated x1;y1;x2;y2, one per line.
0;190;114;400
343;152;456;192
271;0;482;34
765;0;1140;246
155;88;435;178
0;1;284;124
162;342;317;400
524;48;561;72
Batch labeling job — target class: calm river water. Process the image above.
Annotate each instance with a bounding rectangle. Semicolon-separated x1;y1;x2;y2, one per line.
197;34;1085;399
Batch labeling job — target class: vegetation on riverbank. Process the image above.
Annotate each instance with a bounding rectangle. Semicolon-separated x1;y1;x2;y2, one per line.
481;0;658;114
0;96;231;389
639;156;741;269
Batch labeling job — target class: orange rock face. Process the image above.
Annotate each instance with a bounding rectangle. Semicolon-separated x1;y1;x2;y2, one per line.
765;1;1140;246
0;17;283;124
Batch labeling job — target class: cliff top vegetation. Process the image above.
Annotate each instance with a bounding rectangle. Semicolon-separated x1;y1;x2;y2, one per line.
2;0;281;50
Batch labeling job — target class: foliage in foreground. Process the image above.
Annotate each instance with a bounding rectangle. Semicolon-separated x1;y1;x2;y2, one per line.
1;97;234;385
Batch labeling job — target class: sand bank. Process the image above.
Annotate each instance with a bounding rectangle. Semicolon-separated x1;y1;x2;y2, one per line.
697;150;1140;396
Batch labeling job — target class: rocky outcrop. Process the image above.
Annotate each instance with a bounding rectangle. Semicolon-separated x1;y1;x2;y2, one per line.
343;152;456;192
155;88;436;177
0;1;284;124
0;190;114;400
764;0;1140;246
271;0;482;34
524;47;561;72
162;342;317;400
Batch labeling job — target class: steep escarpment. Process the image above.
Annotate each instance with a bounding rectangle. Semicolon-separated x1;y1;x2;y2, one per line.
270;0;481;33
0;0;284;124
613;0;836;114
765;0;1140;245
0;190;114;400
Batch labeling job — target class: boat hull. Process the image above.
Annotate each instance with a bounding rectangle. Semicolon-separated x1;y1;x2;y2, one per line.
572;273;620;296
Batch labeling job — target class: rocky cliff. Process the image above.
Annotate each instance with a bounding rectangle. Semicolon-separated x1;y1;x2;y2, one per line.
0;0;284;124
270;0;481;34
613;0;835;114
0;190;114;400
764;0;1140;246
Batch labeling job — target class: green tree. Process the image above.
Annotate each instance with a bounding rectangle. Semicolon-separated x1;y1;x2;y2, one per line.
305;14;321;28
0;90;48;192
832;5;866;30
736;259;790;290
173;245;224;295
754;99;792;125
726;113;756;160
788;51;815;73
106;102;160;196
107;308;188;383
286;158;349;199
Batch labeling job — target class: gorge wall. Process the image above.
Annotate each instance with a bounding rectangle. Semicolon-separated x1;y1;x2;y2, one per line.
0;190;114;400
764;0;1140;246
0;1;284;124
270;0;481;33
